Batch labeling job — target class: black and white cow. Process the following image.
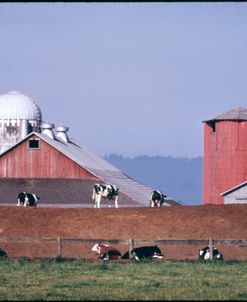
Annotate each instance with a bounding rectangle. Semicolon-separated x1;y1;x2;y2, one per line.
149;190;167;207
92;183;119;208
0;248;7;259
91;243;122;261
121;245;164;261
198;246;224;261
17;192;39;207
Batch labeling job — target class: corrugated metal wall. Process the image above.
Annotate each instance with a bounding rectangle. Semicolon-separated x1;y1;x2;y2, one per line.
223;185;247;204
203;120;247;204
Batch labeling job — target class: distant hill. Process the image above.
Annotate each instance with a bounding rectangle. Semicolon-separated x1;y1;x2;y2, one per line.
104;154;203;205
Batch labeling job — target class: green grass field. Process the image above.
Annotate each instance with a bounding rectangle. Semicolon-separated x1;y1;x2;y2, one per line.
0;258;246;301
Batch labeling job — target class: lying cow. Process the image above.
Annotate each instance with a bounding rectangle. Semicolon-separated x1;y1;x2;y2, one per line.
149;190;167;207
92;183;119;209
0;248;7;259
91;243;122;261
198;246;224;261
122;245;164;261
17;192;40;207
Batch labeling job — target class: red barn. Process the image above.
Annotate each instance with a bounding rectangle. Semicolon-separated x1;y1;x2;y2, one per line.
0;90;180;207
203;107;247;205
0;130;178;206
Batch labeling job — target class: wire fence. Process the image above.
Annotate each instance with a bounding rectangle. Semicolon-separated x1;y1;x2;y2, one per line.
0;237;246;261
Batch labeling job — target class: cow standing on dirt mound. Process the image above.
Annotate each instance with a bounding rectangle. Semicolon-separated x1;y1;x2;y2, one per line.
122;245;165;261
17;192;39;207
198;246;224;261
91;243;122;261
149;190;167;207
92;184;119;209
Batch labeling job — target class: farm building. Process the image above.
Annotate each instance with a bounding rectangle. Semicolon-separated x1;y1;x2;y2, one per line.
0;90;178;207
220;181;247;204
203;107;247;205
0;91;42;154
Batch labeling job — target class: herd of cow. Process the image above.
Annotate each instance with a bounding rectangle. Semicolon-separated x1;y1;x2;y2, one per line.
13;183;225;261
91;243;224;261
91;184;167;208
16;183;166;208
9;184;226;262
0;244;223;262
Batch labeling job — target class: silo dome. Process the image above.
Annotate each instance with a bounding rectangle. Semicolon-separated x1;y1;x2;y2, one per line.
0;91;42;121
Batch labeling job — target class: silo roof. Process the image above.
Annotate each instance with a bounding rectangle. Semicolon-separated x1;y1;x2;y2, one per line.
203;107;247;123
0;91;42;121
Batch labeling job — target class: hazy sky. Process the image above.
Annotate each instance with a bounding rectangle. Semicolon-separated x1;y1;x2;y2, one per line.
1;2;247;158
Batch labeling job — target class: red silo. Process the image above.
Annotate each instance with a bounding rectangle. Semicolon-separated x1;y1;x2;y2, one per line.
203;107;247;205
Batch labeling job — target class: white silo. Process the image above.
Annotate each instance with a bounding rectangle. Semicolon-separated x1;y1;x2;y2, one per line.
0;91;42;153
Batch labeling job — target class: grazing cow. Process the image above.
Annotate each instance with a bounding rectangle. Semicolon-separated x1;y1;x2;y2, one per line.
17;192;39;207
149;190;167;207
91;243;122;261
198;246;224;261
92;183;119;208
0;248;7;259
122;245;164;261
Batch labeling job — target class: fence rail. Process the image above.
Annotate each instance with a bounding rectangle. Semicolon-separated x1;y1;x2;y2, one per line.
1;237;247;245
0;237;246;260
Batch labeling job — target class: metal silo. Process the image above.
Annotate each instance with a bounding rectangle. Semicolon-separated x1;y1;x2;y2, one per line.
203;107;247;204
0;91;42;153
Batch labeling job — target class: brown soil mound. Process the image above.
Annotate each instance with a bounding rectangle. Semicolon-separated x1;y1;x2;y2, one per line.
0;204;246;261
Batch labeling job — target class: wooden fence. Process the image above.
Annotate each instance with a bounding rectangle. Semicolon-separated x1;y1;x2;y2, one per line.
0;237;247;260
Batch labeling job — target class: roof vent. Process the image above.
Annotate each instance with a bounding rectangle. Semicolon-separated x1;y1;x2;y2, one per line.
56;125;69;143
41;122;55;139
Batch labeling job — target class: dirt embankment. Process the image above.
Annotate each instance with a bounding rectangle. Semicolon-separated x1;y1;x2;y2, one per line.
0;204;246;260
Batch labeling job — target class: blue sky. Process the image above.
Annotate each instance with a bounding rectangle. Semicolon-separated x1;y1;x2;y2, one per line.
1;2;247;158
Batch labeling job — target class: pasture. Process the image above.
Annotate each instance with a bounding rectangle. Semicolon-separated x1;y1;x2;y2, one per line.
0;258;247;301
0;204;247;300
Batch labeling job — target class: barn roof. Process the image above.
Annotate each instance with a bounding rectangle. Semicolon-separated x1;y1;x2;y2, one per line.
203;107;247;123
1;132;180;206
220;180;247;197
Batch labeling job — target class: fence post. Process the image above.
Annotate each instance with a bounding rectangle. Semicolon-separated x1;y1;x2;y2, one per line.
209;237;213;261
129;239;134;259
57;237;62;258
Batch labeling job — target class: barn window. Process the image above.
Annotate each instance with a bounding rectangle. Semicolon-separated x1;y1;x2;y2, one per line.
28;138;40;149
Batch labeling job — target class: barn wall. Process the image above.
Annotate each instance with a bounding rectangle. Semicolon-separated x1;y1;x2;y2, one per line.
203;121;247;205
0;135;98;179
0;178;140;205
